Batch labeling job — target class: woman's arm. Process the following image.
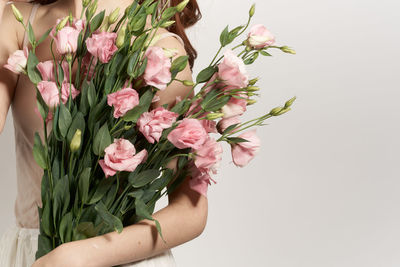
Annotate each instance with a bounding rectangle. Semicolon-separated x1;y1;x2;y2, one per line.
33;31;208;267
0;2;20;134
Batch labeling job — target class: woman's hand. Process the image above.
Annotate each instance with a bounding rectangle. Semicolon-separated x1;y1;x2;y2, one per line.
31;242;85;267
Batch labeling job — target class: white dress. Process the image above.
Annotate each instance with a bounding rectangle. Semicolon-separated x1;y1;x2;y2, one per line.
0;2;184;266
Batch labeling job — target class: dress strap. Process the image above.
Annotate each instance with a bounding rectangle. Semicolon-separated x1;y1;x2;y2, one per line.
22;3;40;48
157;32;185;47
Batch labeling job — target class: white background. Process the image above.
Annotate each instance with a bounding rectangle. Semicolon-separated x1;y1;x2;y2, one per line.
1;0;400;266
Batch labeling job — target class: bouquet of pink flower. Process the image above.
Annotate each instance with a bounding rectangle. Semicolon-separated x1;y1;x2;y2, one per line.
5;0;295;260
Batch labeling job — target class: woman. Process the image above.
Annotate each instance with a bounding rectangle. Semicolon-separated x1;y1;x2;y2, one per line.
0;0;207;266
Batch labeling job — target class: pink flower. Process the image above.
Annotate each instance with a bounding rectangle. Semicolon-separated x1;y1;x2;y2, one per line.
61;82;80;104
231;129;261;167
167;118;208;150
37;81;60;108
37;60;69;82
217;115;241;134
217;49;249;90
137;107;179;143
200;119;218;133
188;161;217;198
247;24;275;49
3;46;29;74
193;136;223;174
53;26;81;54
143;46;172;90
86;31;118;63
221;93;248;118
107;88;140;118
99;138;148;178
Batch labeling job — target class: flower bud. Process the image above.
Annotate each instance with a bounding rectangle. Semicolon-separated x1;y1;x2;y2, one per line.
247;86;260;92
280;46;296;54
160;20;175;28
183;80;195;86
163;48;179;58
88;0;98;17
249;4;256;17
284;96;296;108
116;25;126;48
108;7;120;25
176;0;189;12
124;124;132;130
276;107;291;115
247;92;256;97
82;0;91;8
56;16;69;31
245;46;252;52
269;106;283;116
100;17;109;32
206;112;225;120
69;11;73;25
248;77;259;85
246;99;257;105
70;129;82;153
66;53;73;63
11;4;23;23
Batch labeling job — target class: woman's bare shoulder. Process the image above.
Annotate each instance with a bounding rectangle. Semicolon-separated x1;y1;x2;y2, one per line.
2;1;38;49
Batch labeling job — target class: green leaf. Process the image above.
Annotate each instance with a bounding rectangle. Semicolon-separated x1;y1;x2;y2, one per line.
127;51;140;76
131;13;147;32
202;95;230;112
35;234;53;259
196;66;217;83
170;99;190;114
37;27;52;46
53;175;70;225
222;123;240;135
129;169;160;188
90;10;105;32
93;122;112;156
134;57;148;78
131;33;148;52
87;80;96;108
227;26;243;44
52;105;62;141
87;176;114;204
94;201;123;233
161;7;177;20
41;199;52;237
226;137;249;144
58;102;72;138
76;221;100;238
260;50;272;56
170;56;188;78
27;53;41;84
33;132;47;169
219;26;229;47
27;22;35;46
79;167;91;204
59;211;73;243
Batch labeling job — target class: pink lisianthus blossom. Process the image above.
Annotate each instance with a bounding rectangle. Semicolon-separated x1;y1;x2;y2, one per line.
217;115;241;134
107;88;140;118
37;81;61;109
143;46;172;90
167;118;208;150
50;18;85;55
61;82;80;104
37;60;70;82
217;49;249;90
3;46;29;74
231;129;261;167
247;24;275;49
193;136;223;174
221;93;248;119
99;138;148;178
187;161;217;198
86;31;118;63
137;107;179;143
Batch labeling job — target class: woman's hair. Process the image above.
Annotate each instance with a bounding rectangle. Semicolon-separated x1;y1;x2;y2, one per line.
32;0;202;68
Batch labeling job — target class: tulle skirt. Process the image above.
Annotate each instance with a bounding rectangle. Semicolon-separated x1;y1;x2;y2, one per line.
0;221;177;267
